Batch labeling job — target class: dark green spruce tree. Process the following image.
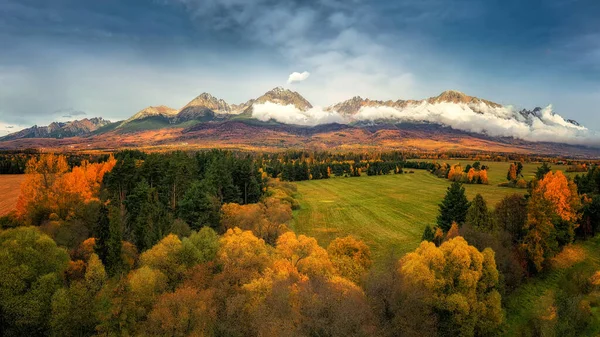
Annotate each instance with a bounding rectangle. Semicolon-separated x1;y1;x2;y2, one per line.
536;163;552;179
437;182;471;232
421;225;435;242
95;205;123;276
465;194;491;230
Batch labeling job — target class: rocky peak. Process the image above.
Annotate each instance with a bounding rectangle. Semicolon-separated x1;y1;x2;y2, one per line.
428;90;502;110
182;93;232;114
328;96;409;116
121;105;178;126
254;87;313;111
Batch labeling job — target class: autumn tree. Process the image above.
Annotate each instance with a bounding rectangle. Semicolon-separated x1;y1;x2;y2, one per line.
16;154;69;224
398;237;504;336
327;236;373;283
437;182;471;232
522;171;581;272
0;227;69;335
466;194;492;230
507;163;518;182
445;222;460;240
221;197;291;245
276;231;334;279
479;169;489;185
51;254;106;337
467;168;476;183
139;228;218;288
448;164;465;182
145;287;216;336
218;227;272;286
17;154;116;225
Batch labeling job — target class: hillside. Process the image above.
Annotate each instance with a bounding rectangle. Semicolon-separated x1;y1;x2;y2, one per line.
0;88;598;156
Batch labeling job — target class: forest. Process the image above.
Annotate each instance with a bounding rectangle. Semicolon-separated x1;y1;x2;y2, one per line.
2;150;600;336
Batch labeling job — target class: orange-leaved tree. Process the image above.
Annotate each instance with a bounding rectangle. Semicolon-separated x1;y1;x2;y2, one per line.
521;171;581;272
16;154;69;223
16;154;116;224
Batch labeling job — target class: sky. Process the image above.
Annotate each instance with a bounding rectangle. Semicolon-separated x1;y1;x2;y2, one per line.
0;0;599;136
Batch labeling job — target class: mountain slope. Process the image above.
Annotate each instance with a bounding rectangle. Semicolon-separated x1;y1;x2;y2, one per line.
0;117;111;141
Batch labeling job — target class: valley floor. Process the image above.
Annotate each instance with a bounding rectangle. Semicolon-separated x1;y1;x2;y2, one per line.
291;167;525;260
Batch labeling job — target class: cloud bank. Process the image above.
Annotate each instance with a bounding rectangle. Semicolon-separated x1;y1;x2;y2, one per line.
287;71;310;84
252;102;344;126
252;101;600;146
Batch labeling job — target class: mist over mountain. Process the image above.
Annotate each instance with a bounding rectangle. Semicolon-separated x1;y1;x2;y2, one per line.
243;89;599;147
1;87;598;148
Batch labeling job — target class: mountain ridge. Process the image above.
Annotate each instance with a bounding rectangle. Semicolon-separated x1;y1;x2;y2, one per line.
0;88;590;154
0;117;111;141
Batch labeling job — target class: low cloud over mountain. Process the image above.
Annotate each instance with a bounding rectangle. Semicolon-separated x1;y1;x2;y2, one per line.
2;87;598;148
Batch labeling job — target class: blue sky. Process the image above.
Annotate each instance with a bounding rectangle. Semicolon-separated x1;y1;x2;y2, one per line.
0;0;599;134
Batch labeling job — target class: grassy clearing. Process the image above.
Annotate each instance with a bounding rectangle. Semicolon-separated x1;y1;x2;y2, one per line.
291;169;525;259
0;175;24;216
502;236;600;336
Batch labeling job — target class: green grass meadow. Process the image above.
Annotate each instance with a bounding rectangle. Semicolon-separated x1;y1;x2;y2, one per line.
291;161;577;259
291;165;527;259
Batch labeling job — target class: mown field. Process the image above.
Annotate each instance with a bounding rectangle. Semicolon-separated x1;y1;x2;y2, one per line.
0;175;24;216
291;161;578;259
291;166;526;259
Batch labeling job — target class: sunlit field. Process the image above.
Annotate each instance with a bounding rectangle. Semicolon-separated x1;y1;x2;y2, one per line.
0;175;24;216
291;168;527;259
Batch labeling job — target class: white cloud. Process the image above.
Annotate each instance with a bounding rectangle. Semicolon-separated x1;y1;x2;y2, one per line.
250;98;600;146
352;102;600;146
252;102;344;126
287;71;310;84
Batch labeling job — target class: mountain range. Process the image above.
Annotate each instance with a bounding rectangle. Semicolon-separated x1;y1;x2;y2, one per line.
0;87;597;157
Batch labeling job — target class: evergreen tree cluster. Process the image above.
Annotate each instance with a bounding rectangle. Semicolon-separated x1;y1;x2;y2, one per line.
100;150;265;253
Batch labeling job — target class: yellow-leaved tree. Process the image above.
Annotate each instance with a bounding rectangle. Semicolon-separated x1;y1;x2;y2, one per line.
398;237;503;336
